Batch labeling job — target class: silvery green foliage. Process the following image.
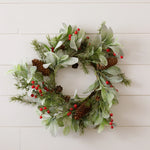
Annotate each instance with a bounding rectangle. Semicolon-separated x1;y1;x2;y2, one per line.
44;51;78;69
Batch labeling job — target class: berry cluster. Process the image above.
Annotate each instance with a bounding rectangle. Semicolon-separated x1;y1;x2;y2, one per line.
39;106;50;119
106;48;123;59
109;113;114;129
67;104;78;116
68;28;80;41
30;81;50;98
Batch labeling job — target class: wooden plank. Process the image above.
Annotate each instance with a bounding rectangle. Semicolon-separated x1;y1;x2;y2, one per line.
0;4;150;33
1;65;150;96
0;96;150;126
0;127;19;150
20;127;150;150
1;0;150;3
0;34;150;65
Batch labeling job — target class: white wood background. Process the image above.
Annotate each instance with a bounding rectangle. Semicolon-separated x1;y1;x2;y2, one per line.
0;0;150;150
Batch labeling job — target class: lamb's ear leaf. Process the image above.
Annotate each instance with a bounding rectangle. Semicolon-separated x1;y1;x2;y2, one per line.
44;52;59;66
84;80;99;93
99;55;108;66
61;57;78;66
54;41;64;50
43;63;51;69
59;55;69;62
70;36;77;51
76;29;85;48
104;66;121;75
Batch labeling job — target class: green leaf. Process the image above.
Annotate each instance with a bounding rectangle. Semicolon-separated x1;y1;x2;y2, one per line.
98;122;104;133
98;118;108;133
63;126;70;135
70;36;77;51
84;80;99;93
99;55;108;66
54;41;64;50
44;52;59;66
76;29;85;48
59;55;69;63
107;76;123;83
101;88;114;107
93;35;101;49
57;118;64;127
30;66;37;75
61;57;78;67
104;66;121;75
109;45;123;56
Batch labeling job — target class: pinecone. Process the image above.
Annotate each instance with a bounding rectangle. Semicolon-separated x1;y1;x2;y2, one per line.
97;57;118;70
55;85;63;93
74;100;91;120
64;95;70;102
32;59;50;76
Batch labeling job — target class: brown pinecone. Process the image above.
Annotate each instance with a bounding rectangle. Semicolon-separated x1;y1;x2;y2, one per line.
32;59;50;76
64;95;70;102
97;57;118;70
74;100;91;120
55;85;63;93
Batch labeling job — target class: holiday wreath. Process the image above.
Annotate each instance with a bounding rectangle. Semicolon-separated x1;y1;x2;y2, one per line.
10;23;131;135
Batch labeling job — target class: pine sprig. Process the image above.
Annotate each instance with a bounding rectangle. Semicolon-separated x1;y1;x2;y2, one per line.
11;95;37;105
32;40;48;60
120;73;131;86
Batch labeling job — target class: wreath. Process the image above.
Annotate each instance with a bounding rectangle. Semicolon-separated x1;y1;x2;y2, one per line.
10;23;131;135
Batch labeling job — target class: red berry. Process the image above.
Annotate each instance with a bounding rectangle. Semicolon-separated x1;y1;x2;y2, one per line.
35;95;37;98
111;119;113;122
110;85;113;87
109;122;113;125
116;89;119;92
68;37;71;41
89;43;91;45
31;81;35;84
37;85;40;87
74;31;78;34
44;87;48;90
70;108;73;111
113;53;116;56
74;104;77;109
47;110;50;114
68;34;72;38
111;125;114;129
31;85;35;89
86;36;89;39
67;112;71;116
40;94;43;96
78;47;81;50
106;48;110;52
110;113;113;117
31;94;34;97
106;81;109;85
43;107;47;110
120;56;123;59
77;28;80;31
51;47;54;52
39;89;42;93
40;115;42;119
35;86;38;90
42;82;44;84
40;108;43;111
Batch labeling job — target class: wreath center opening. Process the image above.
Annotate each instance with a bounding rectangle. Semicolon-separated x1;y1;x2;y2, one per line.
55;65;96;97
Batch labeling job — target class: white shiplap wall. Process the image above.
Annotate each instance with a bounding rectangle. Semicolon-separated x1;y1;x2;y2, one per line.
0;1;150;150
